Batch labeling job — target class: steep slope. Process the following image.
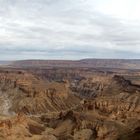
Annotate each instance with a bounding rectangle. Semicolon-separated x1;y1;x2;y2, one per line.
71;74;140;98
0;70;80;115
0;67;139;140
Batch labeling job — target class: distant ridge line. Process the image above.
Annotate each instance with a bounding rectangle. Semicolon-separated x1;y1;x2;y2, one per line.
9;59;140;70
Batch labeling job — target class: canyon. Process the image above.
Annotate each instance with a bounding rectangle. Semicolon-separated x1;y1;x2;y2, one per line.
0;59;139;140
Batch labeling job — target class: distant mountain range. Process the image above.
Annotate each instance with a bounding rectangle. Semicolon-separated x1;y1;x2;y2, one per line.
9;59;140;69
0;61;11;65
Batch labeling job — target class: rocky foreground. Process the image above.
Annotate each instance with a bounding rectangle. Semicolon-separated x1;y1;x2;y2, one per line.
0;67;139;140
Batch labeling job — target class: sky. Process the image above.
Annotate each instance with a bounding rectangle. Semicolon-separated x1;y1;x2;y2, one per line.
0;0;140;60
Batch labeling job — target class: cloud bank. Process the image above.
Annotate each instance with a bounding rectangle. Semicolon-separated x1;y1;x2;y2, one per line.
0;0;140;60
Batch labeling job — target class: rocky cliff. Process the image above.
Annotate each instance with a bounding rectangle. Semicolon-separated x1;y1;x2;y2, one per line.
0;67;139;140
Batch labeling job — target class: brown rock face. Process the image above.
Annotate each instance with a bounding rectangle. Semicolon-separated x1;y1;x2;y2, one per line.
0;66;139;140
0;70;80;115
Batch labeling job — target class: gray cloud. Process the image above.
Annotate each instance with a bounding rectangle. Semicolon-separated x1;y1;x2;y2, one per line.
0;0;140;60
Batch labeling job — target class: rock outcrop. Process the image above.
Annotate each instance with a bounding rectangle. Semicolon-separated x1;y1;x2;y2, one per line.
0;67;139;140
0;70;80;115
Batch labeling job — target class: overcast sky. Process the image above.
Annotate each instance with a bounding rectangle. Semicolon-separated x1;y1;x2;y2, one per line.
0;0;140;60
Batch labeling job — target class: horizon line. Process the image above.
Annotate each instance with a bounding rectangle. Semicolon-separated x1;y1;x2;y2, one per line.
0;58;140;62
